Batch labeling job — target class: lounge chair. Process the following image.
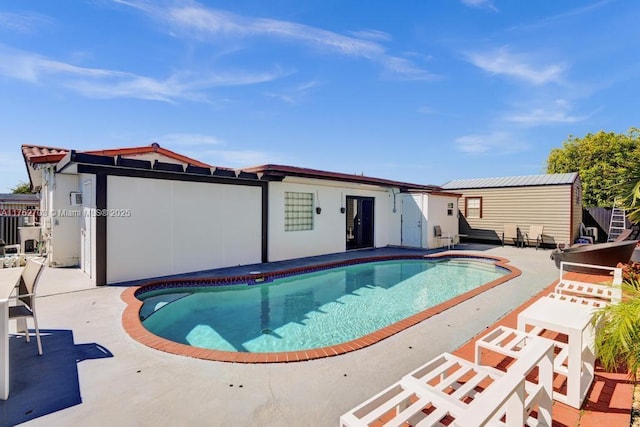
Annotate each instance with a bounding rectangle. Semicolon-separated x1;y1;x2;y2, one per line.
433;225;453;249
502;223;522;247
9;258;46;355
525;225;555;250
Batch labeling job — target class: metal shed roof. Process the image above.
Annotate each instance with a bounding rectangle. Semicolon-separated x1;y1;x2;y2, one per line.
441;172;578;190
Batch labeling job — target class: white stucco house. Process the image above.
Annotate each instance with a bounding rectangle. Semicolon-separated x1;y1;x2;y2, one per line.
21;143;460;285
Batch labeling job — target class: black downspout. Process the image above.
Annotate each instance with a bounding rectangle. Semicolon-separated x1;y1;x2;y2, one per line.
96;174;107;286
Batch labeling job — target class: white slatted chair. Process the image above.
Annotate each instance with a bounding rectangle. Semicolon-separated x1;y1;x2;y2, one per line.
476;325;571;387
341;338;554;427
545;291;608;308
555;261;622;304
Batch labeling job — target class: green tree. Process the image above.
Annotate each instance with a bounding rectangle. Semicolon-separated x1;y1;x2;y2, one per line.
10;181;32;194
546;128;640;207
617;160;640;223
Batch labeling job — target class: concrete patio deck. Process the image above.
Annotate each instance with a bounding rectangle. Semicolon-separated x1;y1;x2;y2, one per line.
0;244;633;426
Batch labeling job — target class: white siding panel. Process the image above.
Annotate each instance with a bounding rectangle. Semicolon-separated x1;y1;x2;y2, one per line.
457;185;574;244
106;176;262;283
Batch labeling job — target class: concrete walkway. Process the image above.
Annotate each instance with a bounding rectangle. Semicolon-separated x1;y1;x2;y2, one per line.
3;245;563;426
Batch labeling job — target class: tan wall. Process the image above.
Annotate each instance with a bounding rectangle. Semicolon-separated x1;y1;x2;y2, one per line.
455;184;577;246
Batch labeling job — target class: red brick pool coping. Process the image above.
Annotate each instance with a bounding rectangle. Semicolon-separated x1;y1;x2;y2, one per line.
121;252;521;363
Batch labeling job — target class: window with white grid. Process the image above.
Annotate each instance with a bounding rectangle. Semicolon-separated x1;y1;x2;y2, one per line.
465;197;482;219
285;192;314;231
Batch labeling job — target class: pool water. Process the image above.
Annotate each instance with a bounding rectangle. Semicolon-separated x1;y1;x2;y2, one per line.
139;259;507;353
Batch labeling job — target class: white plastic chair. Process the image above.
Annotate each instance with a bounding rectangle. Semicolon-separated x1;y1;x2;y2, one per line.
433;225;453;249
9;258;46;355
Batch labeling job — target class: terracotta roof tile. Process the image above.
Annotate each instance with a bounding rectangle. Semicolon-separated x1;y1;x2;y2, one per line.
85;143;211;168
21;143;211;168
21;144;69;164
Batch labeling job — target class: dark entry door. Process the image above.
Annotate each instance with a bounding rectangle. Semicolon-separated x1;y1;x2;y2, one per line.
346;196;374;249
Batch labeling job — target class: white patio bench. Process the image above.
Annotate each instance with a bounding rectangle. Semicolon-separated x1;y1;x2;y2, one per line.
544;292;608;308
475;325;570;378
554;261;622;304
340;338;554;427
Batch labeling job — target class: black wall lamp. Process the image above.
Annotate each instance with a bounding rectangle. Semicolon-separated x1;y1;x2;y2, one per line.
316;190;322;214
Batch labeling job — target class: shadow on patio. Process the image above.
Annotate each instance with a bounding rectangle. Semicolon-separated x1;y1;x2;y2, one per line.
0;329;112;426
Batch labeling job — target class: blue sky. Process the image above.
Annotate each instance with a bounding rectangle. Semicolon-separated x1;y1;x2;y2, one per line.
1;0;638;192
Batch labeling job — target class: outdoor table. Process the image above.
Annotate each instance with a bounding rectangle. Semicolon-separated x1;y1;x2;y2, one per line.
0;267;23;400
517;296;597;409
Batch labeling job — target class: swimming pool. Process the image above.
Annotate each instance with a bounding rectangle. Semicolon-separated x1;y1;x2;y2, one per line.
122;254;518;362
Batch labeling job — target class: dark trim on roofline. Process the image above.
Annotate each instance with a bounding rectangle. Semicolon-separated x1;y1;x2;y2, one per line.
423;190;462;198
55;151;75;173
74;164;265;187
60;151;265;187
245;164;439;191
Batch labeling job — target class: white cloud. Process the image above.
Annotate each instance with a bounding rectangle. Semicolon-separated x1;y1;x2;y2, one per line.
461;0;498;12
0;12;51;34
264;80;320;104
348;29;392;42
165;5;385;57
381;57;440;81
465;47;565;85
116;0;437;80
503;100;589;126
509;0;612;32
507;109;574;125
0;46;287;102
0;47;118;83
454;131;528;154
